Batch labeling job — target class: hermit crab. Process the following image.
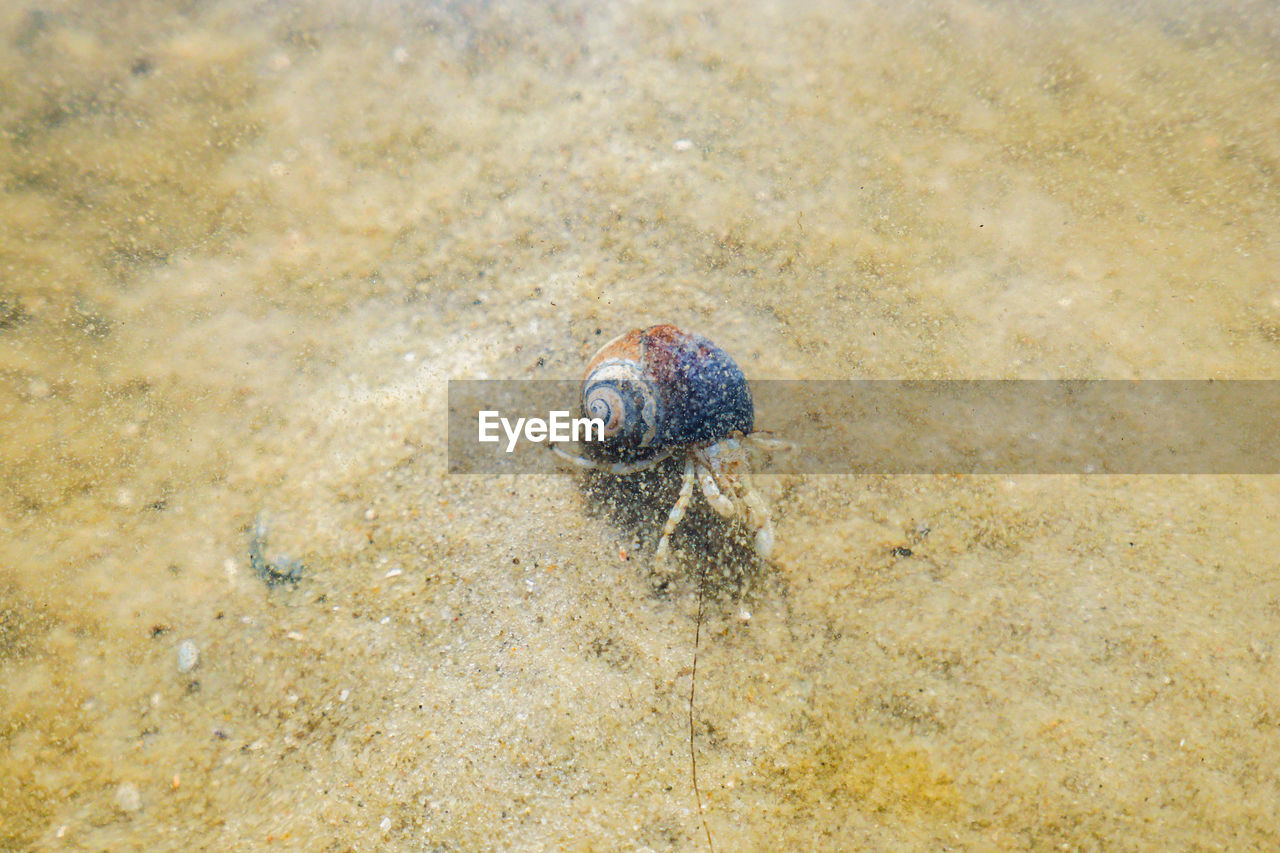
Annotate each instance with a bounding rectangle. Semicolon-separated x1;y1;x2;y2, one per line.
553;325;775;563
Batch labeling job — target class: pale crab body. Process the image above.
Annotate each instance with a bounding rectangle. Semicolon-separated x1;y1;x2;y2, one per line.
661;436;775;561
554;325;775;562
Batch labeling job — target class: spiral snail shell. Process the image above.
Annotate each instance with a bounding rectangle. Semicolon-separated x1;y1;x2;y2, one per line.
580;325;754;463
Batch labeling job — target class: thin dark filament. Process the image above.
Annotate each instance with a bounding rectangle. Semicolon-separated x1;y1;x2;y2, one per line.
690;569;715;853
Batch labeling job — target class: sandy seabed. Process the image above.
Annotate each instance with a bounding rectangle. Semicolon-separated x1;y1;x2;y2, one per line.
2;0;1279;850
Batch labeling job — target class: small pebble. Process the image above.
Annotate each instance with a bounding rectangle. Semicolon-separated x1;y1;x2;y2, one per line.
673;138;694;151
115;782;141;813
177;640;199;673
380;816;392;832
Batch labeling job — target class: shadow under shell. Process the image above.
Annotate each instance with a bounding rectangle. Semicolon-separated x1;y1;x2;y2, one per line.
576;455;766;600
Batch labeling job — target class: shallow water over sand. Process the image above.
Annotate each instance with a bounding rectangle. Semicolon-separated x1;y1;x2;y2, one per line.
3;1;1279;849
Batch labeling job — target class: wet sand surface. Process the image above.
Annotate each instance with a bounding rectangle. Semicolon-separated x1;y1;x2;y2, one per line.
2;0;1279;850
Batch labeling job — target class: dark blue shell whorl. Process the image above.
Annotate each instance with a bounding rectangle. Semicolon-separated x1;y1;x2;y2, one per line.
580;325;753;463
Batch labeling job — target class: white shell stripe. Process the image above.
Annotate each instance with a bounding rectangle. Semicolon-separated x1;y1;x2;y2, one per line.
583;358;659;447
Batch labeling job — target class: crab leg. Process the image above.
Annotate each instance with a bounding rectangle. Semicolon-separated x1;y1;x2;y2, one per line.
654;455;697;564
696;464;736;516
745;433;794;454
740;479;775;559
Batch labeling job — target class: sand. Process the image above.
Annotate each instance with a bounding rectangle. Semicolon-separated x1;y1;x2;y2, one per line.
2;0;1278;850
